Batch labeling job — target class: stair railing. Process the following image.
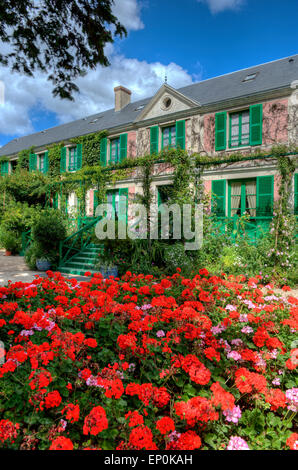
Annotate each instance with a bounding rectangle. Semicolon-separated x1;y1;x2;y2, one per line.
20;229;32;256
59;216;102;267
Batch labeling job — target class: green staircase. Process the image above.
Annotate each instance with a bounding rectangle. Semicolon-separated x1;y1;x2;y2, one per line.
58;243;103;276
58;216;104;276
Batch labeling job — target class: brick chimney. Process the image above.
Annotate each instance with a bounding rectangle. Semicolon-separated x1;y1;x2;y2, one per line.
114;86;132;112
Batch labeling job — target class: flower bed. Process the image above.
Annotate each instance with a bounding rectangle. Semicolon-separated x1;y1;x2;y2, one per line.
0;270;297;450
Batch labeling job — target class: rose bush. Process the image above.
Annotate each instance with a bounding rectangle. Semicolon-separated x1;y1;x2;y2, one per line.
0;269;297;450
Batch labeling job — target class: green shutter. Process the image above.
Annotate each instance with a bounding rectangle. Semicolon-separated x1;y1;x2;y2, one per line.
53;193;58;209
256;175;274;217
120;134;127;162
60;147;67;173
176;120;185;150
211;180;226;217
250;104;263;146
93;190;99;216
1;161;9;176
100;137;107;166
44;151;49;174
150;126;159;155
29;153;37;172
294;173;298;215
215;112;227;151
118;188;128;225
76;143;82;170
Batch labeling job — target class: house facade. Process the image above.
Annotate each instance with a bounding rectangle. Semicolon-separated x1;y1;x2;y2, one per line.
1;55;298;227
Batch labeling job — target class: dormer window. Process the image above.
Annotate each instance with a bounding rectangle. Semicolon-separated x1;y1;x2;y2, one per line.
243;73;257;82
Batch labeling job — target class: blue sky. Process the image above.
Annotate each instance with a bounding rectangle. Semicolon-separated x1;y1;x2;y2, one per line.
121;0;298;80
0;0;297;147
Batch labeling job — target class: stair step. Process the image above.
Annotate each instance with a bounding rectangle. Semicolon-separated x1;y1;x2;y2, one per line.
58;268;101;276
63;262;97;269
72;256;98;263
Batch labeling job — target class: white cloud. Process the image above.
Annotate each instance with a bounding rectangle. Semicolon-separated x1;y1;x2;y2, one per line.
198;0;245;14
112;0;144;31
0;48;194;138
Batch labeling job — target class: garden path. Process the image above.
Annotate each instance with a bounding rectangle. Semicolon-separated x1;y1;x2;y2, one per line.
0;251;88;286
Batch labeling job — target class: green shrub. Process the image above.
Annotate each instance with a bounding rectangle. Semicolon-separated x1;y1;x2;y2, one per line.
32;209;66;251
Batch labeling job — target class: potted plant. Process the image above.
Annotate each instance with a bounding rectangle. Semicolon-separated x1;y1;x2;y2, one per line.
96;259;119;279
0;230;21;256
27;210;66;271
36;257;52;271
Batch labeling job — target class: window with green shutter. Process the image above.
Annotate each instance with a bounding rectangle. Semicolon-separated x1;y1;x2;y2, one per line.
256;175;274;217
294;173;298;215
29;153;37;172
215;112;227;151
100;137;107;166
228;179;257;218
60;147;67;173
150;126;159;155
176;120;185;150
250;104;263;146
211;180;226;217
1;161;9;176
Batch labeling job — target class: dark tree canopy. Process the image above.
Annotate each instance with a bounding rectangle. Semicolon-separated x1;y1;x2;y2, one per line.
0;0;126;99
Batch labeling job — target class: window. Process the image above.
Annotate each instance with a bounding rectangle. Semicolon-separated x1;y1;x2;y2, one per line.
39;153;46;173
162;125;176;149
215;104;262;151
68;147;77;171
110;138;120;163
229;180;256;218
229;110;250;148
157;185;172;206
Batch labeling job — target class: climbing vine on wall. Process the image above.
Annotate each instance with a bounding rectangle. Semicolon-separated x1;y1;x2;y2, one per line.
71;130;107;167
268;149;297;274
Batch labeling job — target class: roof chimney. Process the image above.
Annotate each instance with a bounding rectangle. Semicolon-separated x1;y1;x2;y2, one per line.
114;86;132;112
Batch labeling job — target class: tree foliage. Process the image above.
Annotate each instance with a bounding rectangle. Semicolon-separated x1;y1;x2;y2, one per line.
0;0;126;99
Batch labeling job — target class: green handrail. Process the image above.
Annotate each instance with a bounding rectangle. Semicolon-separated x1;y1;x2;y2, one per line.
59;215;102;266
213;215;273;244
20;229;32;256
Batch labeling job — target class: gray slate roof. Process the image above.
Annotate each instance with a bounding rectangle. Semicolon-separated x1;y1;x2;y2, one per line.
1;54;297;157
